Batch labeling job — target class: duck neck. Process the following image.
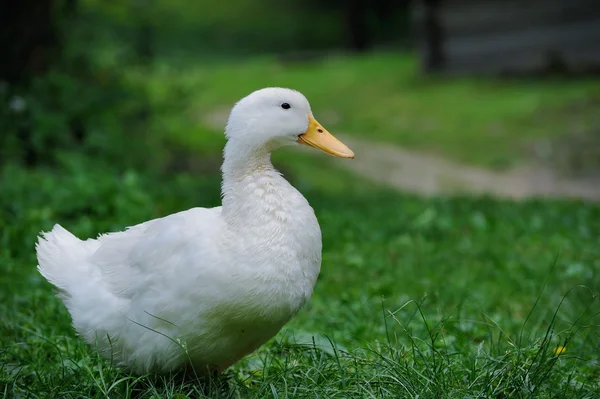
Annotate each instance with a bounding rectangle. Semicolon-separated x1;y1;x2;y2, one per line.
220;140;289;225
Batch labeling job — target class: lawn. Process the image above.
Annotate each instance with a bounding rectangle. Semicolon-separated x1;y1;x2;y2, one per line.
1;150;599;398
1;51;600;397
123;52;600;170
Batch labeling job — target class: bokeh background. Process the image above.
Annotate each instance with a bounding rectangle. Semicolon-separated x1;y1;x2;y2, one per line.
3;0;600;191
1;1;599;397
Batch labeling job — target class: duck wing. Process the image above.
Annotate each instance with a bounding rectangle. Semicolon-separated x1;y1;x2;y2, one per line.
90;207;222;299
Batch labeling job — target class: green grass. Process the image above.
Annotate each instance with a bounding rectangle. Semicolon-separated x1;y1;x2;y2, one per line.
1;151;599;397
125;52;600;170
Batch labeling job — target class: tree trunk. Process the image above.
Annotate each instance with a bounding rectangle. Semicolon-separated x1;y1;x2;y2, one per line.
422;0;444;72
0;0;60;85
345;0;370;51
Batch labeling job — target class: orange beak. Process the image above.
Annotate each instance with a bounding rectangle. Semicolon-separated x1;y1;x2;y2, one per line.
297;114;354;159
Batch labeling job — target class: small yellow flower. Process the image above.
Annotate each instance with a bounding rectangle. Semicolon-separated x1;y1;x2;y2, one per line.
555;346;566;355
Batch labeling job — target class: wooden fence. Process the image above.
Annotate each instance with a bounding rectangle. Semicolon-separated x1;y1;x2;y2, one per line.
412;0;600;74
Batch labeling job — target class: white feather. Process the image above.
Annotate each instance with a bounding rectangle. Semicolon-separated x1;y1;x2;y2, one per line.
36;88;324;375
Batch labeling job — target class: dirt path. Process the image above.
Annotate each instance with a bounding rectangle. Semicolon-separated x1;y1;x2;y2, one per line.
202;110;600;201
339;136;600;201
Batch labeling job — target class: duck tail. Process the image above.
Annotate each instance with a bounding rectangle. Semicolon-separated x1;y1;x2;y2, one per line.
36;224;89;297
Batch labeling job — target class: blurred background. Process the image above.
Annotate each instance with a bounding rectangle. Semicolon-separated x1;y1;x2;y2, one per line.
2;0;600;200
2;2;600;396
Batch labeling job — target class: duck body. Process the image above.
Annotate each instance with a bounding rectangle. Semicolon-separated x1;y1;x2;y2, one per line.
36;88;353;375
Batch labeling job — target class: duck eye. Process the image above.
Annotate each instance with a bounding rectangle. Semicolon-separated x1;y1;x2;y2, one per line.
281;103;291;110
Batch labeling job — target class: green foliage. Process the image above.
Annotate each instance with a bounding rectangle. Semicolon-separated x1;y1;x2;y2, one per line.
3;70;129;165
78;0;410;59
80;0;347;56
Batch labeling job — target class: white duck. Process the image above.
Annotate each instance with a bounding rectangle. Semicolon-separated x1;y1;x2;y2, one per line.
36;87;354;375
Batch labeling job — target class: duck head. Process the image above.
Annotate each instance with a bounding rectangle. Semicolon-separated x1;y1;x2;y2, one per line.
224;87;354;159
